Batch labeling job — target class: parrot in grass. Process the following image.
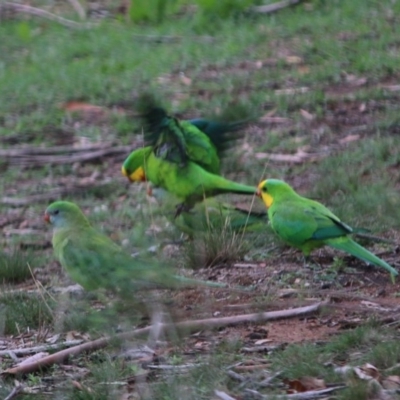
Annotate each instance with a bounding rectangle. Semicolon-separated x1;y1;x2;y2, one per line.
44;201;238;292
150;188;267;237
256;179;398;279
121;94;257;216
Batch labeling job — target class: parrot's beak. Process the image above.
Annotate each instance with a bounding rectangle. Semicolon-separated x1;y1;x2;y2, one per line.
44;212;50;223
256;188;261;197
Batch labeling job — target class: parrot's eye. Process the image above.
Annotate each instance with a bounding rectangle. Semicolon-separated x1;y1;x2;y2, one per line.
53;210;60;215
262;187;268;192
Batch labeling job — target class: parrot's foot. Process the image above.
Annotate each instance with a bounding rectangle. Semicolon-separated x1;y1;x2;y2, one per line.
174;203;193;218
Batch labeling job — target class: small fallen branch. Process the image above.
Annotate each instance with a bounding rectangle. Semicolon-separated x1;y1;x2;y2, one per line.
1;2;94;29
4;383;24;400
147;363;202;371
255;150;324;164
67;0;86;20
257;371;283;388
249;0;304;14
2;301;327;375
214;390;237;400
227;370;246;382
0;143;127;157
1;178;116;206
0;340;83;357
244;385;345;399
2;145;132;167
132;34;214;43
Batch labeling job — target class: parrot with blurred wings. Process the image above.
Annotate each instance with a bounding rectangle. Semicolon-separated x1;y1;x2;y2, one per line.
256;179;398;280
44;201;236;292
121;94;257;216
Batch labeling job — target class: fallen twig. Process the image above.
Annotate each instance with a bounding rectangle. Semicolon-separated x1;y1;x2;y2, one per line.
1;2;94;29
244;385;345;399
242;344;283;353
2;145;131;167
249;0;304;14
67;0;86;20
1;179;116;206
0;143;125;157
132;34;214;43
4;384;24;400
214;389;237;400
147;363;202;371
257;371;283;388
255;151;324;164
227;370;246;382
2;301;327;375
0;340;83;357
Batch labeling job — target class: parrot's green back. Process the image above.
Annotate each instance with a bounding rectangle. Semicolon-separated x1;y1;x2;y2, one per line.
52;216;174;292
146;152;256;207
258;179;398;278
46;201;234;292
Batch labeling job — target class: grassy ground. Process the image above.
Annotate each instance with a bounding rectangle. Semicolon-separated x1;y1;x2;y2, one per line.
1;0;400;399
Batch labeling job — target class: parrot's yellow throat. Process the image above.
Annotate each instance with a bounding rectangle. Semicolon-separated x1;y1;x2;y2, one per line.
257;180;274;208
121;166;146;182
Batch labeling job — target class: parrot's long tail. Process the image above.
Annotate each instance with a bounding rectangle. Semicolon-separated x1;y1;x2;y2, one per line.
328;238;398;277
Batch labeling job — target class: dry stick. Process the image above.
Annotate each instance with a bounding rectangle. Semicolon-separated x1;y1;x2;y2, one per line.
257;371;283;388
227;370;246;382
1;2;94;29
5;146;131;166
214;390;237;400
244;385;345;400
132;34;215;43
0;341;83;357
249;0;304;14
4;384;24;400
66;0;86;20
0;143;129;157
1;179;115;206
3;301;327;376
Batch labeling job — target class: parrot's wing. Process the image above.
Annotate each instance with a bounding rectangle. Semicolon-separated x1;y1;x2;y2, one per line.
305;203;353;240
179;121;220;173
271;201;351;246
137;93;188;165
61;229;180;291
60;231;126;291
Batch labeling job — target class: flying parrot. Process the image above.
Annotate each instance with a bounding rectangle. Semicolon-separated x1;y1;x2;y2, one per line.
44;201;237;292
256;179;398;279
121;94;257;216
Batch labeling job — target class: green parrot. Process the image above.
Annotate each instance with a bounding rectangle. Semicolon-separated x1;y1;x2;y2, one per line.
44;201;235;292
121;94;257;216
257;179;398;279
150;188;267;237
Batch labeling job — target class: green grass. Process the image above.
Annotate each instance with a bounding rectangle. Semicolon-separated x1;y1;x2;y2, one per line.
0;248;40;284
0;291;54;335
184;221;250;268
2;0;400;398
268;325;400;399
